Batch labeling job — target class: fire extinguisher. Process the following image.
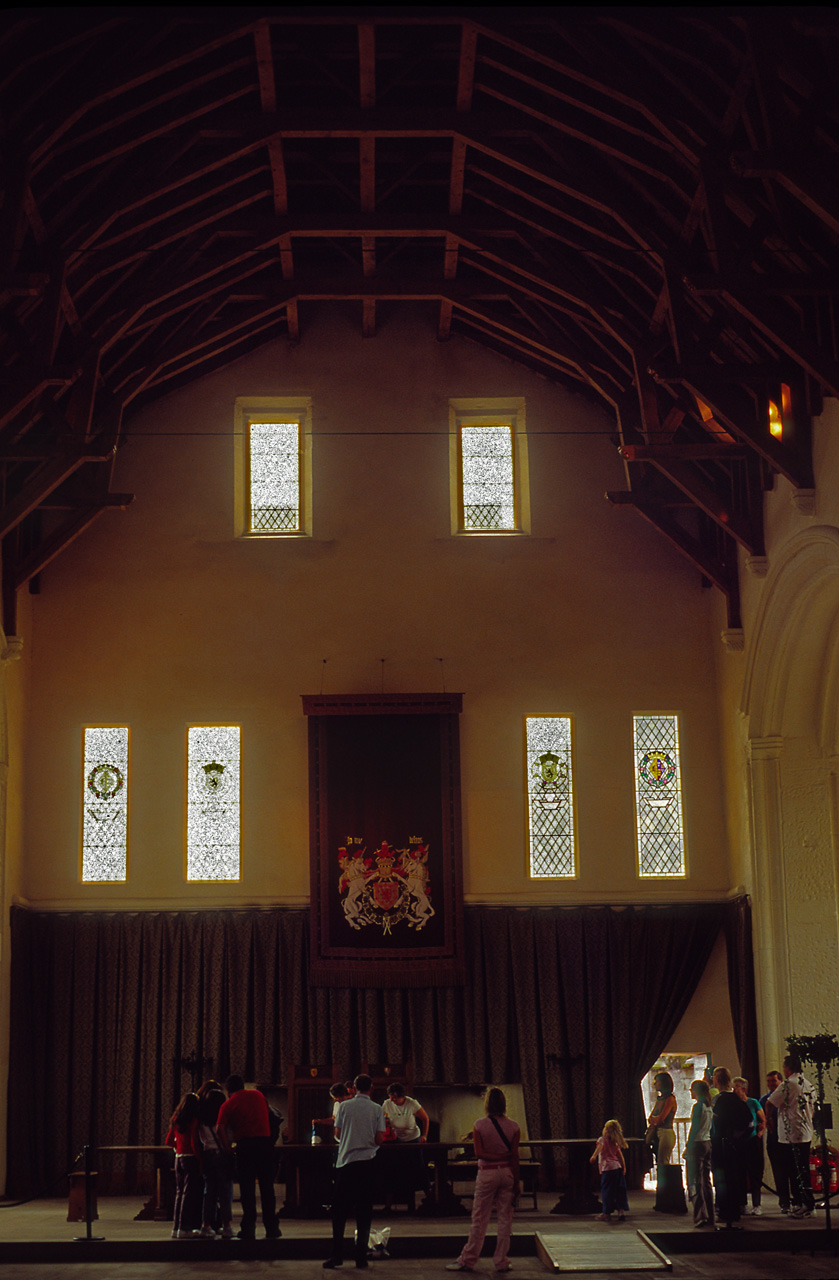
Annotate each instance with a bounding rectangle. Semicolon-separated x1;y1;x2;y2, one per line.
809;1148;839;1194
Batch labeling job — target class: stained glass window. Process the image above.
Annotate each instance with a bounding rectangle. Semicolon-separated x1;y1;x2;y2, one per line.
82;727;128;881
634;714;686;877
187;726;241;881
461;424;515;531
248;421;300;533
526;716;575;877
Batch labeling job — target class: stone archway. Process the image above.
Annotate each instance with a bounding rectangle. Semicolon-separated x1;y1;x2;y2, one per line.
741;527;839;1072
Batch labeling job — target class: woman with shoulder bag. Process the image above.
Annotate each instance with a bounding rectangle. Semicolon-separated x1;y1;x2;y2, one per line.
446;1087;520;1274
647;1072;677;1164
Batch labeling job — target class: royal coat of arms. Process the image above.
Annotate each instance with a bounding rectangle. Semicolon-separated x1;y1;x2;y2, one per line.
338;841;435;935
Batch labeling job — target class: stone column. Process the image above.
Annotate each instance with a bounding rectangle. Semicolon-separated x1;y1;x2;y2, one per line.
747;735;792;1071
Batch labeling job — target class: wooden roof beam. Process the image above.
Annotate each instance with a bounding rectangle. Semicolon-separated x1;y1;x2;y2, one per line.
286;298;299;344
253;20;276;113
0;365;78;432
457;249;634;377
53;82;257;185
651;364;810;489
606;490;737;603
359;22;376;109
46;54;256;168
64;347;101;439
620;443;748;462
116;297;294;396
0;156;32;274
12;493;134;590
29;24;257;167
122;279;620;406
731;151;839;240
360;136;376;212
92;253;275;349
455;233;644;348
449;137;466;216
128;310;291;399
462;128;659;256
476;51;685;162
455;315;599;391
476;80;689;188
457;22;477;112
685;276;839;399
641;456;763;556
253;22;288;218
471;20;699;162
69;165;268;259
454;299;626;401
438;298;453;340
0;272;49;303
0;442;115;539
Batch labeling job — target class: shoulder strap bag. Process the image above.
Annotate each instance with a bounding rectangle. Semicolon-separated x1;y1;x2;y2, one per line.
487;1115;513;1151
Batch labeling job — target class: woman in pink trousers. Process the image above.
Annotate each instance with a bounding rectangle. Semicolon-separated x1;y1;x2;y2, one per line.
446;1087;520;1274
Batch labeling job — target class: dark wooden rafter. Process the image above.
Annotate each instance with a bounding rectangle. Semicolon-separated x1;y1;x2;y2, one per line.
358;22;377;334
0;9;835;625
254;21;288;220
606;490;742;629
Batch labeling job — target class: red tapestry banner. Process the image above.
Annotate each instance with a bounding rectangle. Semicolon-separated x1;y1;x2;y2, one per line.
303;693;465;988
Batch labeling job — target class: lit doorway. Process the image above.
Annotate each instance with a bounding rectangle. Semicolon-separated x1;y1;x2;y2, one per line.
640;1052;709;1190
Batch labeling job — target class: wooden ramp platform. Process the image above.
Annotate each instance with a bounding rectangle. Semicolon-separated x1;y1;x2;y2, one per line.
536;1229;671;1272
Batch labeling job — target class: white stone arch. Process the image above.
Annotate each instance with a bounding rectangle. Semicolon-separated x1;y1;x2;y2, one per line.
741;526;839;1073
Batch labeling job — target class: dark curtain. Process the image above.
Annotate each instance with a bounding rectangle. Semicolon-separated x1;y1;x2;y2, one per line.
723;895;760;1088
6;900;749;1197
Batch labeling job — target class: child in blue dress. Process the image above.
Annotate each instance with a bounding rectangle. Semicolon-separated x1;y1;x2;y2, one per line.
590;1119;630;1221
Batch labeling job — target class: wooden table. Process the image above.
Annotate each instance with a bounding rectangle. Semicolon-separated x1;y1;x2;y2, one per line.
83;1135;646;1221
281;1139;577;1217
446;1158;542;1210
518;1136;646;1216
96;1145;175;1220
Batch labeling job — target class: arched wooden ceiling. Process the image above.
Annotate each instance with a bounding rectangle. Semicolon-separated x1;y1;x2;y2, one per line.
1;7;838;634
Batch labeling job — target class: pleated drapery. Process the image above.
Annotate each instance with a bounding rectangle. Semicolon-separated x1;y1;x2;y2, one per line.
6;899;757;1196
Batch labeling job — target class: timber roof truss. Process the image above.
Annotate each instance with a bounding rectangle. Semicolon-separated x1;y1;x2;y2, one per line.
1;7;838;633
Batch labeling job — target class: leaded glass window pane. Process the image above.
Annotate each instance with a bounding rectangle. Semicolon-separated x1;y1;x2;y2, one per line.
249;421;300;533
526;716;575;877
461;424;515;531
634;714;686;877
82;727;128;881
187;726;241;881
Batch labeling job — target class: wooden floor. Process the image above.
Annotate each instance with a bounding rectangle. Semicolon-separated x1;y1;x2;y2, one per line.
0;1192;836;1279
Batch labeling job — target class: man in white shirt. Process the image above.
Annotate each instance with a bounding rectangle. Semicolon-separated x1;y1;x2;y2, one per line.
767;1055;816;1217
324;1073;386;1270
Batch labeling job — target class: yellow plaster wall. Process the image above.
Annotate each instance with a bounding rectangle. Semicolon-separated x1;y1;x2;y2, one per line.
17;311;732;909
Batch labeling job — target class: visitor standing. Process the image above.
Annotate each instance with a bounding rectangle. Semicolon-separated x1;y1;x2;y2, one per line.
760;1070;789;1213
711;1066;752;1229
767;1055;816;1218
446;1087;520;1274
685;1079;714;1228
217;1074;281;1241
323;1073;386;1270
589;1119;629;1222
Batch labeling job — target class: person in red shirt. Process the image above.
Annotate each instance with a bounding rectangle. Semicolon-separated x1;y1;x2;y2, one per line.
165;1092;202;1238
217;1074;280;1240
